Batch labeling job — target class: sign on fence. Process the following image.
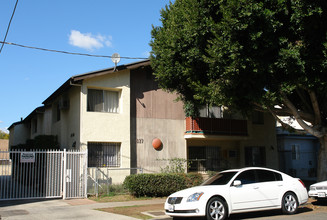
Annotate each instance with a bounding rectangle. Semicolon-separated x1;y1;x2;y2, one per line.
20;152;35;163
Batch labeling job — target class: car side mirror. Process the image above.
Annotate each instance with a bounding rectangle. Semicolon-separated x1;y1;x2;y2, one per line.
233;180;242;187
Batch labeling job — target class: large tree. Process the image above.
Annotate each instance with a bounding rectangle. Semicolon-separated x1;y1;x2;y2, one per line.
150;0;327;181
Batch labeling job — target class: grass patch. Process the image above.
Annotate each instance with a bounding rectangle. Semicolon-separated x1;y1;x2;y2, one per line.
89;194;156;203
99;203;164;220
88;183;162;202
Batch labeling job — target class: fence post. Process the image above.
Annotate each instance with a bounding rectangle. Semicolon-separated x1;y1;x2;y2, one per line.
62;149;66;200
84;149;88;198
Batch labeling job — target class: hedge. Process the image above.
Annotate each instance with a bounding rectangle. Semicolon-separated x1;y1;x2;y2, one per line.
123;173;203;197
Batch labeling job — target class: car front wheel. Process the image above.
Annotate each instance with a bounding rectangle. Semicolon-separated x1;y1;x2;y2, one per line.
282;192;299;214
206;197;228;220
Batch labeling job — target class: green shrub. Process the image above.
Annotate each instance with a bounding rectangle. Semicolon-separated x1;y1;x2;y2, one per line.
123;173;203;197
157;158;190;173
178;172;203;188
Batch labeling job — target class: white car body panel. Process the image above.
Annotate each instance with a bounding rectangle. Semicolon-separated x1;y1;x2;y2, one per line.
165;167;308;218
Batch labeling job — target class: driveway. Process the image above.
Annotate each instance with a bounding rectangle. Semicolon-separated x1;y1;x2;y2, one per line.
0;198;165;220
0;198;326;220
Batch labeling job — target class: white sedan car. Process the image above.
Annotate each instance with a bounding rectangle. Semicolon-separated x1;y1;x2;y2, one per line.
308;180;327;201
165;167;308;220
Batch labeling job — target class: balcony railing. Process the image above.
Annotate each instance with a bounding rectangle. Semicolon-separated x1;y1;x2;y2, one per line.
185;117;248;136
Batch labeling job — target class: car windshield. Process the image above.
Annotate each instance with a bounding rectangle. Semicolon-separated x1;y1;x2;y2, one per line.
201;171;238;186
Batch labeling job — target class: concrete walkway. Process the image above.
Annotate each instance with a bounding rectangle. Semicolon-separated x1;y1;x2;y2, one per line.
0;198;167;220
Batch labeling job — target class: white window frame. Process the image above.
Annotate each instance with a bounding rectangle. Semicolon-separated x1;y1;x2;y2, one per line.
87;89;120;113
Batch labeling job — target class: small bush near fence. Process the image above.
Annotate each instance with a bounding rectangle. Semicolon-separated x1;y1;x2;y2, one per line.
123;173;203;197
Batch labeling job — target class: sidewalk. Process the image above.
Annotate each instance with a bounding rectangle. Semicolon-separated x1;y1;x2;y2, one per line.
0;198;167;220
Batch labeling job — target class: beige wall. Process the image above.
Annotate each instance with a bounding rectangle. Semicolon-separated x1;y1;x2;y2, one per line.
241;113;278;169
80;70;131;170
9;123;30;147
185;112;278;170
135;118;187;173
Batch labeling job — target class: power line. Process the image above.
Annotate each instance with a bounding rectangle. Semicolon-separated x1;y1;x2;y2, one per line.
0;0;19;54
0;41;148;60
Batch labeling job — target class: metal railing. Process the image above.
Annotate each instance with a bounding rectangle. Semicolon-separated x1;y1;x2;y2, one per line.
87;167;143;197
188;159;231;173
185;117;248;136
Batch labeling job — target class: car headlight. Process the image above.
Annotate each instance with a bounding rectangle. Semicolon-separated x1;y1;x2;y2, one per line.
187;192;204;202
310;186;316;191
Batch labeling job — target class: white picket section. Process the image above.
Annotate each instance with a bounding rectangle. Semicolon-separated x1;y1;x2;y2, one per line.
0;149;87;201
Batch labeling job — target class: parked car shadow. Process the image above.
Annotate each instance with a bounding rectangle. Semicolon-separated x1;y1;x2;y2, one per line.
229;206;313;219
312;199;327;206
168;206;313;220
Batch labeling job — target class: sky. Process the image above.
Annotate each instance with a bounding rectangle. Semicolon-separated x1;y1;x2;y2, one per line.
0;0;172;133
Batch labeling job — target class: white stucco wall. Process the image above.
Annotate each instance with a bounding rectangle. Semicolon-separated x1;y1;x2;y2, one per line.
9;123;30;147
80;70;131;172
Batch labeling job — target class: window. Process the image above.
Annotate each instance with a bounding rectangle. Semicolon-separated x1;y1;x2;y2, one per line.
235;170;256;185
245;146;266;166
87;89;119;113
235;169;283;185
188;146;221;172
88;142;121;167
256;170;282;182
202;171;237;185
199;105;222;118
292;144;300;160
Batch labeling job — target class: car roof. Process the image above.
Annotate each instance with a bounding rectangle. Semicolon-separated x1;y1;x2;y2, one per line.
221;167;279;173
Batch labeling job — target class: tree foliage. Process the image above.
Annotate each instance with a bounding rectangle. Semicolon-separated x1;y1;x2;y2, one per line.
0;130;9;139
150;0;327;180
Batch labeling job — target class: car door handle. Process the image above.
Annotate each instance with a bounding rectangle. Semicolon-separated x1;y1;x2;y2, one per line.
253;186;259;189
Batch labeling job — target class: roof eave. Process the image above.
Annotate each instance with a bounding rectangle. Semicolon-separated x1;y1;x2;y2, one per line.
42;59;150;105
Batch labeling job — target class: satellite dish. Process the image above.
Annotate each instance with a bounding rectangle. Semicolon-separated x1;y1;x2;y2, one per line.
111;53;120;71
112;52;120;66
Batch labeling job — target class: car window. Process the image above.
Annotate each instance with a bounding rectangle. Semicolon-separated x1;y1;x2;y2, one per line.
234;170;256;185
202;171;237;185
256;170;283;182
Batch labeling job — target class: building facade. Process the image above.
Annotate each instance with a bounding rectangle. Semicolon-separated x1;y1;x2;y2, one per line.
9;60;279;183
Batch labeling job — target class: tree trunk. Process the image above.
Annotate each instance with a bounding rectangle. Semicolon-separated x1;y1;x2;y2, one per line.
317;135;327;181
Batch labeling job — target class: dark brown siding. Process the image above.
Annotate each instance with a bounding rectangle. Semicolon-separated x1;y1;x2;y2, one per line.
130;66;185;120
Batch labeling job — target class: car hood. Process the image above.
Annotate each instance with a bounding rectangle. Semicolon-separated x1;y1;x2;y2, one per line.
311;181;327;187
169;185;227;198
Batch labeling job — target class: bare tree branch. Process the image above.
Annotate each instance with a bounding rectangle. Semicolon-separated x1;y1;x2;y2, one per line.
268;107;304;134
308;89;322;125
283;94;324;138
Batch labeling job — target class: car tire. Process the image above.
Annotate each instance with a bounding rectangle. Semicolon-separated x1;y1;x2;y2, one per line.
281;192;299;214
206;197;228;220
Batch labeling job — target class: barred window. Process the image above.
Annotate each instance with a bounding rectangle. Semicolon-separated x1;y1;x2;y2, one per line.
88;142;121;167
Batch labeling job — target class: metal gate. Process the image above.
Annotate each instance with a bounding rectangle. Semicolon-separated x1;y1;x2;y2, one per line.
0;149;87;200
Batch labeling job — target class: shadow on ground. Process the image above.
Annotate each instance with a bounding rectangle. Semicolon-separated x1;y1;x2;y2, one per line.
165;206;313;220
